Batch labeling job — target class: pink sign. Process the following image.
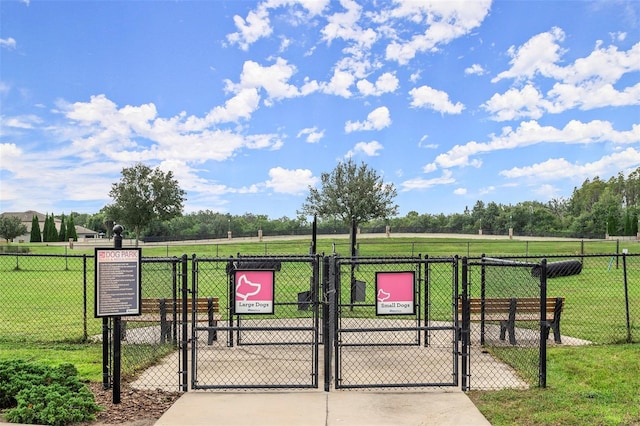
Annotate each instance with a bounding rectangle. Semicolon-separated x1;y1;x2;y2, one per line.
234;270;275;314
375;271;415;315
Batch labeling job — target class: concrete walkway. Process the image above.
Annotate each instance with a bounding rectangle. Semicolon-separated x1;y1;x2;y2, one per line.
154;389;491;426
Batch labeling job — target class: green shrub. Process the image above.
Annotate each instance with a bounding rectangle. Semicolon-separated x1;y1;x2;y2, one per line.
0;360;102;425
0;245;30;253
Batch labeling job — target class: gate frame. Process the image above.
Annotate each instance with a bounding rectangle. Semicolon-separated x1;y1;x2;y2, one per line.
329;255;460;390
188;254;322;390
460;256;548;391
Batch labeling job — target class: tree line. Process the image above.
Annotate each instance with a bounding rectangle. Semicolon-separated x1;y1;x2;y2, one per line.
4;162;634;243
64;166;639;241
0;213;78;243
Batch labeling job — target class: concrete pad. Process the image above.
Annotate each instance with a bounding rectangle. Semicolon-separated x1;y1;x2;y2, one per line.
327;391;491;426
154;392;327;426
154;390;491;426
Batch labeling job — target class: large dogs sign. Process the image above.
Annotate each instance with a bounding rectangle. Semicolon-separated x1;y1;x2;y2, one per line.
234;269;275;314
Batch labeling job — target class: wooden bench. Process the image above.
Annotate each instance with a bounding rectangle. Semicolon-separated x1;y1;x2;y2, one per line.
122;297;220;345
458;297;564;345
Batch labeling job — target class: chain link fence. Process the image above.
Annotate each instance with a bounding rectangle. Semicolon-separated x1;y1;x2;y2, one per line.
1;251;638;393
332;256;459;389
461;254;639;391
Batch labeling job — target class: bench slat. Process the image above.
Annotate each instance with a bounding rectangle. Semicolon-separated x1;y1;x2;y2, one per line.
457;296;565;345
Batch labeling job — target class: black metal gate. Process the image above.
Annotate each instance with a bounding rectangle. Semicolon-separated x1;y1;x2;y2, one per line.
180;254;547;391
328;255;460;389
188;255;321;389
460;256;548;391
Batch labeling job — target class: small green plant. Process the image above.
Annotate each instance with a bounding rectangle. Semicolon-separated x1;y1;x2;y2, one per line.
0;245;30;254
0;360;102;425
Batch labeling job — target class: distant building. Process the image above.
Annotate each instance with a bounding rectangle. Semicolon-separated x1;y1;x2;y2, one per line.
0;210;98;242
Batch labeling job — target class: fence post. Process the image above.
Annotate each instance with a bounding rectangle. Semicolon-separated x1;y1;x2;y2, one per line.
112;225;123;404
623;253;632;343
182;254;189;391
480;254;486;346
461;257;469;391
539;258;547;388
83;254;88;342
323;256;331;392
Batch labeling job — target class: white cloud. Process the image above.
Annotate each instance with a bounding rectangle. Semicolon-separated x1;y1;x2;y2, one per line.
1;114;42;130
499;147;640;181
60;94;284;164
265;166;318;193
465;64;485;75
400;170;455;191
297;127;325;143
531;184;561;200
483;84;548;121
344;106;391;132
0;143;22;171
488;39;640;119
422;163;437;173
0;37;16;49
227;58;317;104
245;134;284;150
206;88;261;125
345;140;383;157
453;187;467;195
555;41;640;85
356;72;399;96
321;0;377;48
492;27;566;83
409;85;464;114
383;0;492;65
435;120;640;169
547;81;640;112
227;5;273;51
478;186;496;196
227;0;329;50
322;69;355;98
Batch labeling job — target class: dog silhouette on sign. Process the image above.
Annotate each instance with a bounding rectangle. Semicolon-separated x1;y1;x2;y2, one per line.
236;274;261;301
377;288;391;302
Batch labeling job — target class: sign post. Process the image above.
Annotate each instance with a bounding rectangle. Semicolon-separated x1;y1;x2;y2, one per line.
95;225;141;404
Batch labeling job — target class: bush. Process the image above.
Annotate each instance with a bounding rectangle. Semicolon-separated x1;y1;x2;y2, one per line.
0;360;102;425
0;245;30;253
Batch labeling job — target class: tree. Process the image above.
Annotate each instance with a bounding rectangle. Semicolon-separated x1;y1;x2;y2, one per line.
43;213;58;243
67;215;78;241
58;215;67;241
30;215;42;243
106;163;186;244
299;159;398;227
0;216;28;243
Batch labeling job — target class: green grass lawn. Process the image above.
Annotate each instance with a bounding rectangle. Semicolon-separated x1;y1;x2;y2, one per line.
469;343;640;425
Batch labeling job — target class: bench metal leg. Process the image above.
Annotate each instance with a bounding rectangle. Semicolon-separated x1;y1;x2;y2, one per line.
207;321;217;345
499;320;517;345
161;320;171;344
544;320;562;344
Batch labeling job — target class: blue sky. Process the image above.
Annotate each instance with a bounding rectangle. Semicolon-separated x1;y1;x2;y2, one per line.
1;0;639;219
